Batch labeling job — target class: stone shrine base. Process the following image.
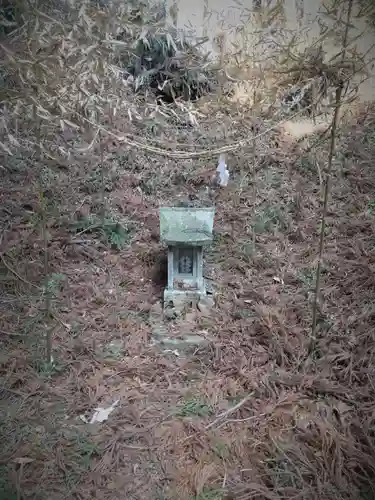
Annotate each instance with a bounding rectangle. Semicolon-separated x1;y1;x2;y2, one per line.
149;293;215;354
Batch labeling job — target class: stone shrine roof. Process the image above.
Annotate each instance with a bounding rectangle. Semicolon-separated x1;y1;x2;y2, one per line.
159;207;215;246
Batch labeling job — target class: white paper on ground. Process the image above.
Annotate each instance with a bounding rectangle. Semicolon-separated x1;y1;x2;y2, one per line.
79;400;120;424
216;154;230;187
90;400;120;424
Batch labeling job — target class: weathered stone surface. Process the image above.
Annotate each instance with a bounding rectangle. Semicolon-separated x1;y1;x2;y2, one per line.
171;295;189;313
197;295;215;317
199;295;215;308
197;303;211;317
159;334;209;351
149;298;212;354
205;279;215;294
160;207;215;246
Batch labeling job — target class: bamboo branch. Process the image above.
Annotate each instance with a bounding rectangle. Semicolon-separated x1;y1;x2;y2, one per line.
311;0;353;348
0;253;40;289
205;392;254;430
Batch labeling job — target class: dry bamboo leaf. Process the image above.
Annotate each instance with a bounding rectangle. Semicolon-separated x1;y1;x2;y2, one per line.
63;119;80;130
0;141;13;155
8;134;20;147
103;39;129;46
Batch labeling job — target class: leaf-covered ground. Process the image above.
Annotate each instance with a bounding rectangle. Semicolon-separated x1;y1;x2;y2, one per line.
1;1;375;499
1;97;375;499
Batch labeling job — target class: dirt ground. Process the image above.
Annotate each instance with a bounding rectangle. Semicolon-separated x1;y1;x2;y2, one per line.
1;89;375;499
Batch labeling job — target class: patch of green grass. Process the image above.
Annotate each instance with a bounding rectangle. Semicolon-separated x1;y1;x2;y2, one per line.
83;167;118;194
367;201;375;215
138;176;164;195
190;488;223;500
101;219;132;249
176;397;213;418
103;340;124;360
72;433;101;468
70;215;133;250
263;168;282;187
42;273;65;296
40;166;57;188
233;309;253;320
253;206;287;234
298;269;315;289
295;156;315;174
34;358;64;378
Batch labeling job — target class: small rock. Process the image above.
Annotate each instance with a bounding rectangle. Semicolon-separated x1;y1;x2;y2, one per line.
197;296;215;317
183;334;209;346
164;308;177;321
205;279;215;294
172;295;189;315
160;334;209;351
197;303;212;317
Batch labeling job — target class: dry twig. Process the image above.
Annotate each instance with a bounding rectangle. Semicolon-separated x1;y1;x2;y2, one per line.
205;392;254;429
0;254;40;289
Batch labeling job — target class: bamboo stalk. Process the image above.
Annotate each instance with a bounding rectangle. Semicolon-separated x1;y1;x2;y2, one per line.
35;102;53;364
99;130;105;227
252;89;257;249
43;195;53;365
311;0;353;347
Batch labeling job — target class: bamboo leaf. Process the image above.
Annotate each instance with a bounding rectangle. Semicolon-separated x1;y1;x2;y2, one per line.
0;141;13;155
63;119;80;130
8;134;20;147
